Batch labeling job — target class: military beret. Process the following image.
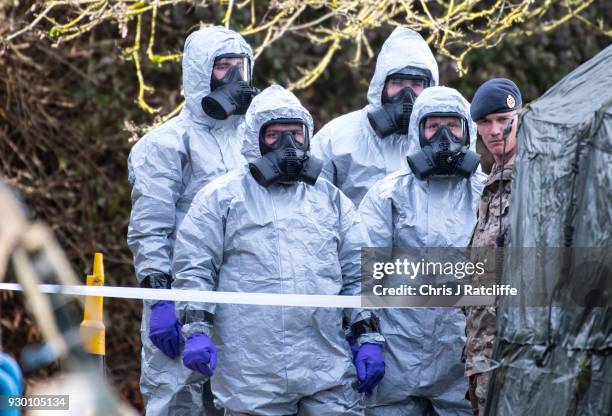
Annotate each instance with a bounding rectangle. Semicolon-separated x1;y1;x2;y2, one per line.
470;78;522;122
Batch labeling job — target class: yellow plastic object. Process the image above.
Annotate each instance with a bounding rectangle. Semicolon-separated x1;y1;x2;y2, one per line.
80;252;106;356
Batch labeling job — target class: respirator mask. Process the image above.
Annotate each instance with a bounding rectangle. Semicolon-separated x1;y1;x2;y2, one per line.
202;53;259;120
406;112;480;180
367;67;431;138
249;118;323;187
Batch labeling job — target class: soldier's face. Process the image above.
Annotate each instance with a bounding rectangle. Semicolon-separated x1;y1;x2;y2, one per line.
476;111;518;163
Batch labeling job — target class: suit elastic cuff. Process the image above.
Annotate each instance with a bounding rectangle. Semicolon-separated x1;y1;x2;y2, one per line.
182;322;213;339
357;332;385;346
139;273;172;289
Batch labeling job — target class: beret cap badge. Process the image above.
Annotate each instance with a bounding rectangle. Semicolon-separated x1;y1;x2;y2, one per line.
506;94;516;109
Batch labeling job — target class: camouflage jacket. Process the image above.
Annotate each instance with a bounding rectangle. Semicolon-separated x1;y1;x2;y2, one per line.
463;159;514;376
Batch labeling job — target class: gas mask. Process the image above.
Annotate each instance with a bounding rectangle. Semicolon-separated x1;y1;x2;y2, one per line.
406;113;480;180
249;119;323;187
367;68;432;138
367;86;416;138
201;53;259;120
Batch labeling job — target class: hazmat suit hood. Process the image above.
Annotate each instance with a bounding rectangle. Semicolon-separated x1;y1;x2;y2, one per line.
242;84;314;162
407;85;478;157
367;27;440;108
182;26;254;125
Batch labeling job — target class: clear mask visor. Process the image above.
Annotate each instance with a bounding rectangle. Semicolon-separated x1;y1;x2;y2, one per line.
262;122;308;147
421;113;467;141
212;53;251;84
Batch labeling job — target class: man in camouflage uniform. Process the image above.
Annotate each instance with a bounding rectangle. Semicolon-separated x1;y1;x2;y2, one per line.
463;79;522;416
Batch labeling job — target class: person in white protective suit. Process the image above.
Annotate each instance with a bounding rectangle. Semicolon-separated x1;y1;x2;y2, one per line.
311;27;440;206
171;85;386;416
358;86;486;415
127;26;258;416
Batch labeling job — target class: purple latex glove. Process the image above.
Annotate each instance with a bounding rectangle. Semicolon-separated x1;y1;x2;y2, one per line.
183;333;217;377
148;300;184;359
355;342;385;394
